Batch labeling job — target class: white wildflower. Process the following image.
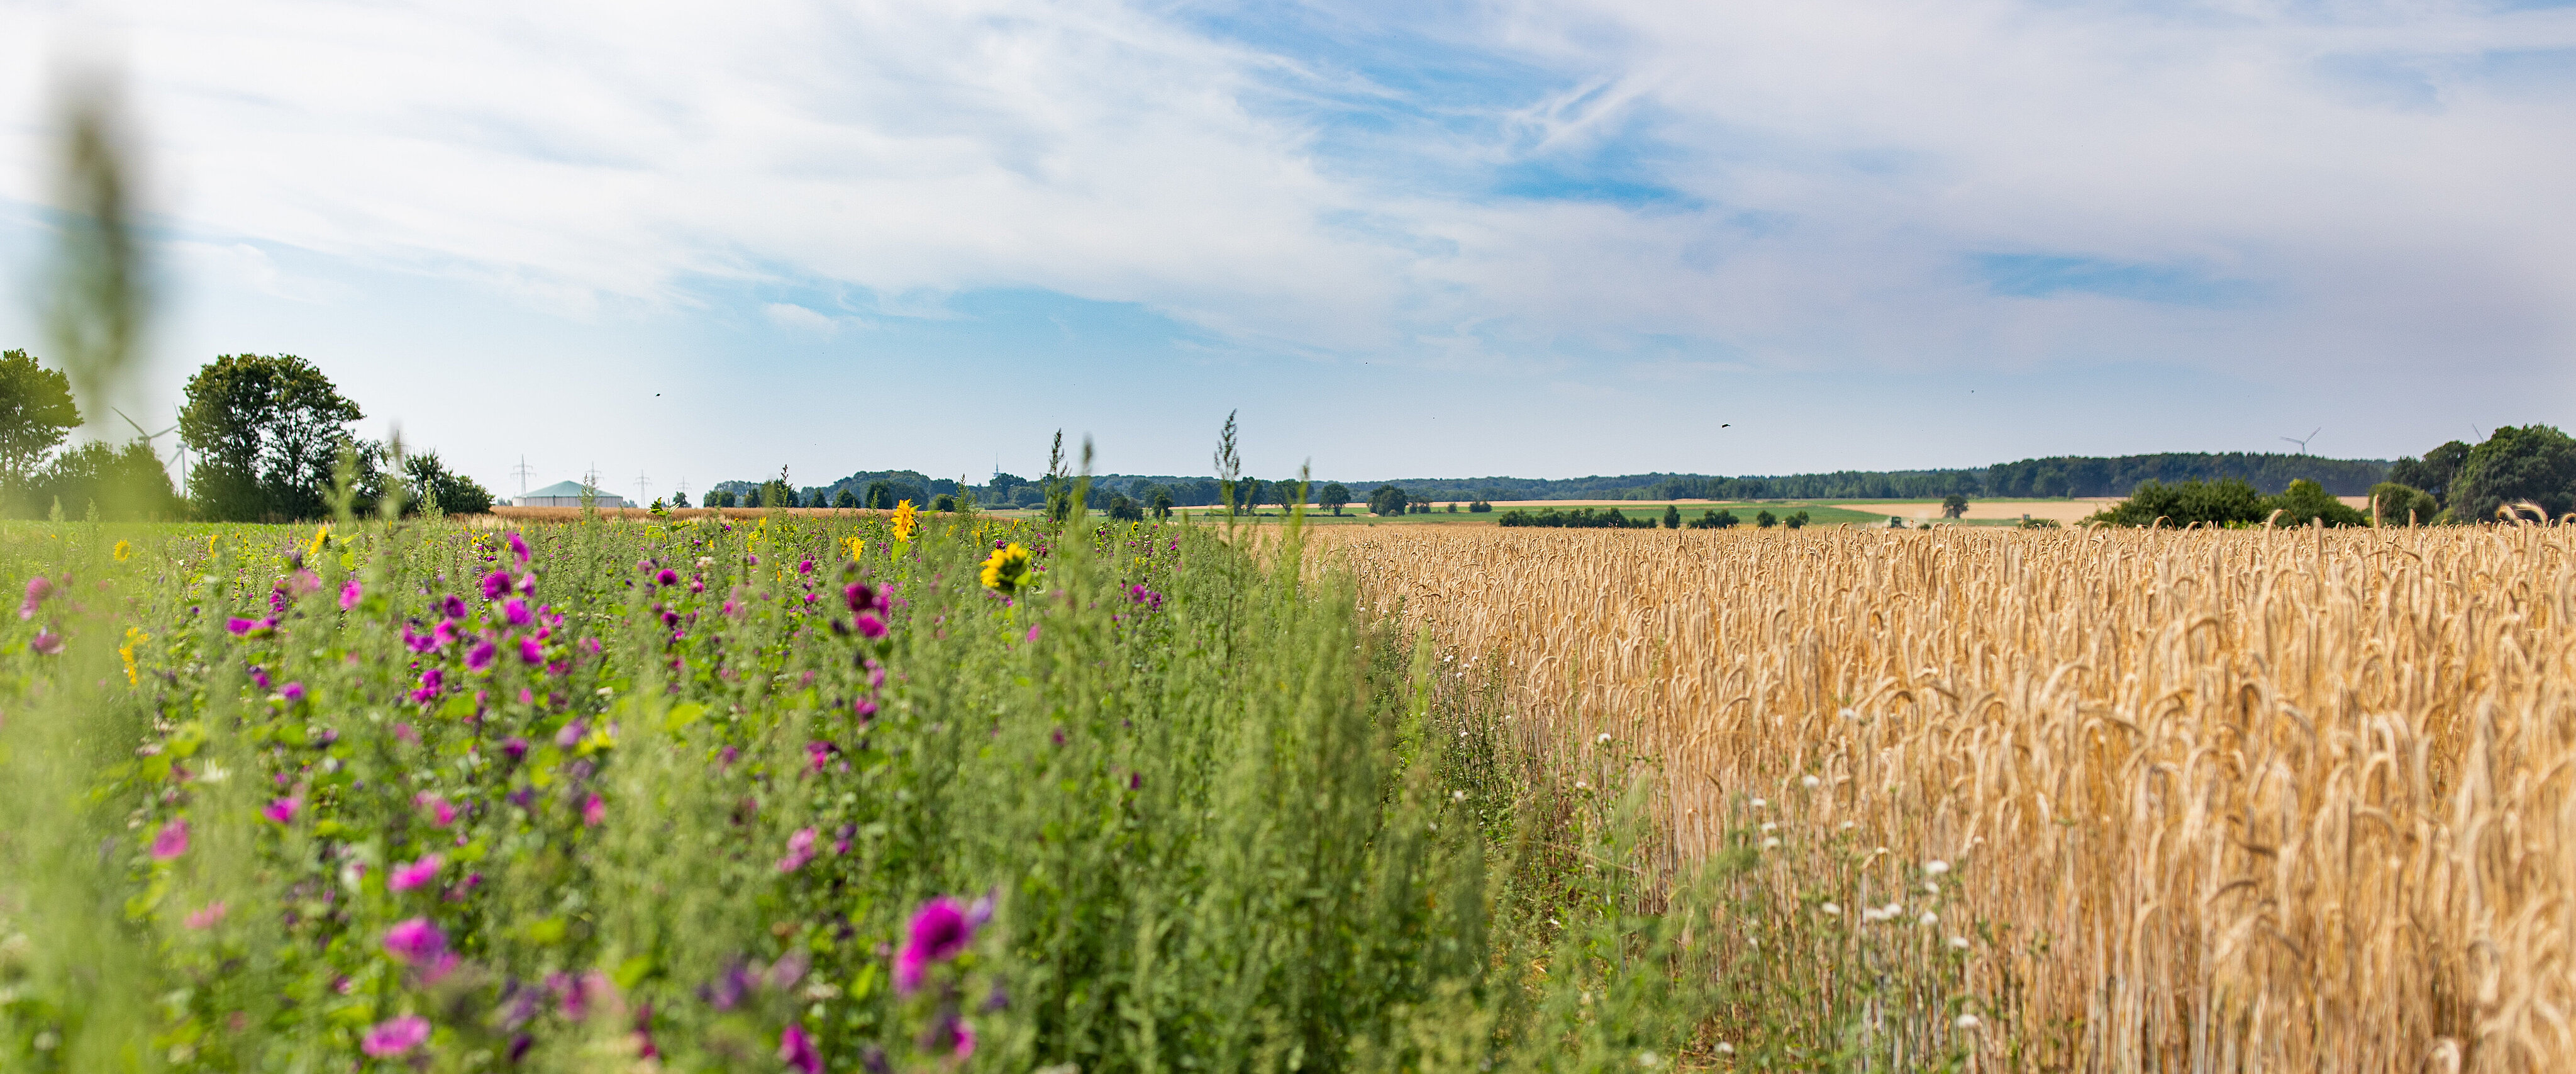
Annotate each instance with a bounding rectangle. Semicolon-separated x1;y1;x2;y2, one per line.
1597;732;1613;744
1762;837;1781;849
1820;902;1841;916
1924;860;1950;875
1714;1042;1735;1055
1950;936;1972;950
1750;798;1767;808
1801;775;1821;789
1759;821;1777;832
1452;790;1467;802
1919;912;1939;926
1955;1014;1981;1030
1636;1051;1660;1068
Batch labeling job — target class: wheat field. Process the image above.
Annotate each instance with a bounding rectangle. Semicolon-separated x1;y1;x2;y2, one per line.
1316;522;2576;1071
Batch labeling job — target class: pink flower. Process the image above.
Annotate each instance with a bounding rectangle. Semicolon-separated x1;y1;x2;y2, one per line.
184;901;227;929
508;531;530;566
504;598;532;627
280;681;306;703
894;897;979;993
583;794;606;827
778;1023;821;1074
361;1015;431;1058
149;820;188;861
389;854;442;892
338;578;362;610
776;827;818;873
654;568;679;586
30;629;62;655
796;557;814;575
1026;624;1042;644
518;637;543;664
262;798;301;824
19;575;53;618
416;793;457;827
923;1014;975;1060
480;570;513;601
466;640;496;671
854;613;887;639
382;917;447;965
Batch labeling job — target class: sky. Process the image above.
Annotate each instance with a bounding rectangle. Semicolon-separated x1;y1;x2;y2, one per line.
0;0;2571;498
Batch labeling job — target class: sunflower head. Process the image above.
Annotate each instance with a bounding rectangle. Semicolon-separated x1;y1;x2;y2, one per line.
980;542;1034;595
892;500;920;543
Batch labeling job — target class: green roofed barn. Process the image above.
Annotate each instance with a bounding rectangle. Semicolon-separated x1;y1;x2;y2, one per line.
514;480;631;508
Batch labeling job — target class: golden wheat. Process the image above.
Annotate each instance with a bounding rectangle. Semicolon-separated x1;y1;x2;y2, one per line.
1316;522;2576;1072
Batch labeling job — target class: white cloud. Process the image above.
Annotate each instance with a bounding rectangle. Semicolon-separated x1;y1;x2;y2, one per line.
763;301;846;335
0;0;2568;400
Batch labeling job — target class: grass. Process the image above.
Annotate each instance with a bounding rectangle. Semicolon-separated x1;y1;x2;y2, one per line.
1319;521;2576;1070
0;499;1753;1073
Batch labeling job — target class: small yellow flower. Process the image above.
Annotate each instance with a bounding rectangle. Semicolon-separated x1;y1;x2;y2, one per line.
980;542;1034;595
892;500;919;544
119;627;147;686
845;536;865;561
113;539;132;562
308;525;330;558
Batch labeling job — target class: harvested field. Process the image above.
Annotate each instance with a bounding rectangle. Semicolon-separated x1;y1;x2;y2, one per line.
1316;522;2576;1070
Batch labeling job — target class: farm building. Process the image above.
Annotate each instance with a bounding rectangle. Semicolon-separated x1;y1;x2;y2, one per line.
514;481;631;508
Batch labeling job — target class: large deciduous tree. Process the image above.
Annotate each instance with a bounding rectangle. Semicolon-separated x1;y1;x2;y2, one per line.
1318;483;1350;516
2450;425;2576;522
179;354;364;521
0;349;81;492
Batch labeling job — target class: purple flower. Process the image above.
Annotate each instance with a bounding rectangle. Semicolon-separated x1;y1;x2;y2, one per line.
779;1023;822;1074
655;568;679;586
361;1015;431;1058
338;578;362;610
389;855;442;892
502;737;530;761
920;1013;976;1060
584;794;606;826
504;598;532;626
1026;624;1042;644
438;594;469;620
19;575;53;619
432;620;462;649
416;793;457;826
401;625;436;652
704;959;758;1010
777;827;818;873
280;681;306;703
854;613;887;639
262;797;300;824
806;741;835;771
797;557;815;575
555;720;587;748
225;617;254;635
480;570;512;601
382;917;447;965
466;640;497;671
508;531;530;566
894;897;979;993
30;630;62;655
149;820;189;861
519;637;544;664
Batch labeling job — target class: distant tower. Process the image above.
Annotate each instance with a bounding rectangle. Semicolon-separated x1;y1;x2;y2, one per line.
511;456;535;498
636;470;652;506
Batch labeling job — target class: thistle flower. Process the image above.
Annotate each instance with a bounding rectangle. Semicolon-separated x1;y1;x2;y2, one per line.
19;574;53;619
30;630;62;655
361;1015;431;1058
281;681;306;703
150;820;189;861
389;855;442;893
416;793;456;826
979;543;1033;595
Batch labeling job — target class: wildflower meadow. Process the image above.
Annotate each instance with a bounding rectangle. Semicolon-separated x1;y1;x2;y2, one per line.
0;489;1728;1074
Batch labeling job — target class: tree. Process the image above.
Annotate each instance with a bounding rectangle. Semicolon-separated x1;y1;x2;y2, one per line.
401;451;492;515
1663;504;1682;529
178;353;364;521
1468;499;1492;513
1755;509;1777;528
867;481;894;510
2087;479;2270;527
0;349;80;495
32;439;175;520
670;490;691;508
2388;441;2472;506
1272;478;1302;512
2268;479;2368;527
932;493;957;512
2369;482;2438;526
709;489;736;508
989;473;1025;501
1941;493;1969;519
1319;483;1351;515
1688;508;1738;529
834;488;859;509
1367;484;1407;517
2450;425;2576;522
1152;488;1174;518
1106;493;1143;521
1785;510;1810;529
1240;478;1267;515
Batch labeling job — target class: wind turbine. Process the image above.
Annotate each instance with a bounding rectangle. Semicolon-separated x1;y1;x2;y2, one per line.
114;406;188;488
2280;427;2320;456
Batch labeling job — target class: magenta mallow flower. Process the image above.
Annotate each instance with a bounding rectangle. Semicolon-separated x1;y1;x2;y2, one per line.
654;568;679;586
854;613;887;639
149;820;189;861
389;854;442;892
777;827;818;873
921;1013;976;1060
339;578;362;610
18;575;53;619
796;557;814;575
362;1015;431;1058
262;797;301;824
415;793;457;826
894;896;982;993
280;681;306;703
184;901;227;929
779;1023;821;1074
437;594;469;620
508;530;530;566
225;617;255;635
383;917;447;965
467;640;497;671
519;637;543;664
480;570;512;601
504;598;532;627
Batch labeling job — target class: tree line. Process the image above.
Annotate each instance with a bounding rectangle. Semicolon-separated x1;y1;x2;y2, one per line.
0;349;489;521
2084;425;2576;527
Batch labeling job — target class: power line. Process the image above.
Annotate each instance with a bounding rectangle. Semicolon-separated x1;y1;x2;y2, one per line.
510;456;535;498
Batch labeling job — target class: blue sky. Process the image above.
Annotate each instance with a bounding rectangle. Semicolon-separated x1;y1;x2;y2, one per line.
1;0;2572;495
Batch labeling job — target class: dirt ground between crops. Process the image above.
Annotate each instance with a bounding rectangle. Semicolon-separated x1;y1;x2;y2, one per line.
1828;495;2374;524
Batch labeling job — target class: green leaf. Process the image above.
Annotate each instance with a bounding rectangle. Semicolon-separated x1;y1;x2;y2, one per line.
525;917;569;945
664;702;706;732
613;954;654;990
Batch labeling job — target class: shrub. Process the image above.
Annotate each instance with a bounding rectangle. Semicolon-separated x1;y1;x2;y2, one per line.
2087;478;2271;527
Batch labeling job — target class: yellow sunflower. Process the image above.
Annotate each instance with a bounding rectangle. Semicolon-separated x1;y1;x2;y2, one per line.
980;542;1034;595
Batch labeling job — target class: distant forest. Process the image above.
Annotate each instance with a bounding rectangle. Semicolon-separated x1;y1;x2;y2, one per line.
707;452;2390;508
